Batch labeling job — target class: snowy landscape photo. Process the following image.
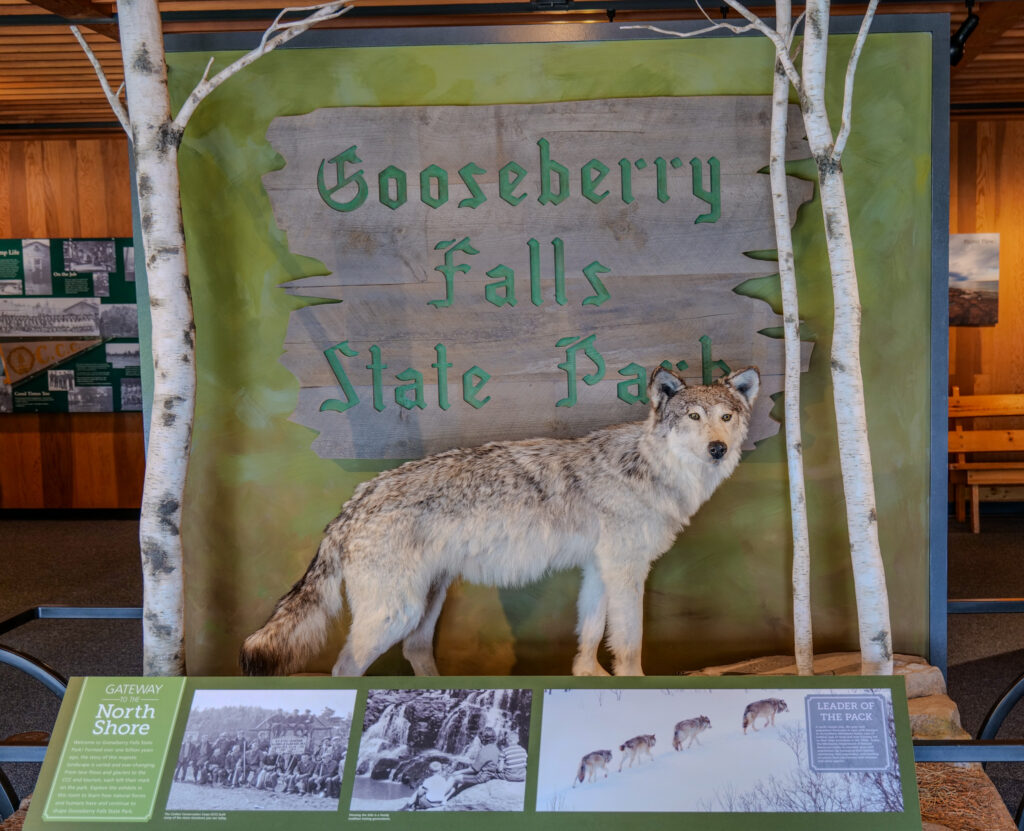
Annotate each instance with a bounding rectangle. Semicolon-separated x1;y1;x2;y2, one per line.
536;688;904;813
351;688;532;812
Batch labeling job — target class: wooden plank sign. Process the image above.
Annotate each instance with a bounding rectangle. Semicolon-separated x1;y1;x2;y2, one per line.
264;96;812;459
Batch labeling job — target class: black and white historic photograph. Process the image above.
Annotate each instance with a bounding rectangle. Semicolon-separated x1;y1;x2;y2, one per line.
123;245;135;281
47;370;74;392
105;342;140;369
0;280;20;296
21;238;51;296
91;272;110;297
0;297;100;338
99;303;139;338
120;378;143;411
351;689;531;812
0;383;11;413
67;384;112;412
165;688;356;813
63;239;116;273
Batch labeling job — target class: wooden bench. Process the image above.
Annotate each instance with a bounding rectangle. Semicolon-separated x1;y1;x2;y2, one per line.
949;388;1024;533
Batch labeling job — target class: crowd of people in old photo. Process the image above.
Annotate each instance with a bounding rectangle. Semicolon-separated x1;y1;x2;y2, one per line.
173;728;347;800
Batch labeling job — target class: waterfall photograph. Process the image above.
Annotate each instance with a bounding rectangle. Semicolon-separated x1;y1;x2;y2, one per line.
351;688;532;812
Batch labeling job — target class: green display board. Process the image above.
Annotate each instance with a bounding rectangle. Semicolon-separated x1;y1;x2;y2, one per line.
25;675;921;830
166;21;939;676
0;237;140;413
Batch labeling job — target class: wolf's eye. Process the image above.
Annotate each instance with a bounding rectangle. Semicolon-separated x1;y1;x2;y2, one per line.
688;412;700;421
722;413;732;422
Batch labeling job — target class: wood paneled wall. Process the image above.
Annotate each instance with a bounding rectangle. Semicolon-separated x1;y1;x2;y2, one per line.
0;133;144;510
949;119;1024;395
1;121;1018;507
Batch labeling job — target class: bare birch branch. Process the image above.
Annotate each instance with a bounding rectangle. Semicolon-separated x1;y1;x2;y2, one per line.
623;2;804;96
172;2;354;130
769;0;814;676
199;56;216;86
833;0;880;160
718;0;803;92
70;25;131;135
787;12;806;50
621;22;759;39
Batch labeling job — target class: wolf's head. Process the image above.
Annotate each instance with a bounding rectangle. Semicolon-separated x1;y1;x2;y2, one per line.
646;366;759;467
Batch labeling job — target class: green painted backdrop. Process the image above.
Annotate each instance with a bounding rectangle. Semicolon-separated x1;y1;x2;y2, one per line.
168;29;934;675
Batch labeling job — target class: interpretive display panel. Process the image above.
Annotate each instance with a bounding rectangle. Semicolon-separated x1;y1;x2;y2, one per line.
26;675;919;830
0;237;140;413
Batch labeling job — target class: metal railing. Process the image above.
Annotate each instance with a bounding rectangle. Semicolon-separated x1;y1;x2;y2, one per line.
0;606;142;820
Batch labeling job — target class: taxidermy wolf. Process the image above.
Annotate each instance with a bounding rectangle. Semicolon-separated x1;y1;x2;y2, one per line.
240;365;759;678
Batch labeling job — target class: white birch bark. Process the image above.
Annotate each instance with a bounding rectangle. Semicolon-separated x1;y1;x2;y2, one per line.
768;2;814;677
800;0;892;675
109;0;192;676
76;0;352;676
626;0;892;675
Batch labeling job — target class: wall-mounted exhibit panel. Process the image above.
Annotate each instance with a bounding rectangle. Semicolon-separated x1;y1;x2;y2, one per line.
166;19;947;675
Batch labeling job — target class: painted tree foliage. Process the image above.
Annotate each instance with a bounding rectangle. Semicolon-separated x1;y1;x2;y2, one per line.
74;0;353;675
630;0;892;675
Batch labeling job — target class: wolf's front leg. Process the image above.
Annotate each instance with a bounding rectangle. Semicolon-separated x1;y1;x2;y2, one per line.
572;562;610;676
604;571;646;676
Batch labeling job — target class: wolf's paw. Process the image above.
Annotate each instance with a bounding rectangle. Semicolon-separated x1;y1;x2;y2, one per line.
571;658;611;677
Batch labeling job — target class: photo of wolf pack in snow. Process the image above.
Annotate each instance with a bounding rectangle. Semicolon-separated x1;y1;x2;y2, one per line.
351;689;531;812
164;688;355;812
536;688;904;813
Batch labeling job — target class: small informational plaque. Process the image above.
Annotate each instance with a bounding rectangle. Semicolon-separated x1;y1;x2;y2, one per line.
26;675;921;831
806;694;891;772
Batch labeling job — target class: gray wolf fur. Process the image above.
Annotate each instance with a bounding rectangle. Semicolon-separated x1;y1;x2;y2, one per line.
574;750;612;786
618;734;656;770
240;365;759;678
742;698;788;734
672;715;711;750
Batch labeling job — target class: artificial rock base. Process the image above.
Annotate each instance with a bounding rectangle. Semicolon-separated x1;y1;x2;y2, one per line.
690;652;1015;831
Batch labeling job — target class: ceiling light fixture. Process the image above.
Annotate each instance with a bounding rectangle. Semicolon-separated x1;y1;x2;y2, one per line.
951;0;980;66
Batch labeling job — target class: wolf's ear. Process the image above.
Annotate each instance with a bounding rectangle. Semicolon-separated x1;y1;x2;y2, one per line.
648;366;686;411
724;366;759;405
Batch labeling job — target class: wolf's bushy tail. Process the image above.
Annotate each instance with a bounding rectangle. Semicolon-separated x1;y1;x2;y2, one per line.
239;538;344;676
576;762;585;784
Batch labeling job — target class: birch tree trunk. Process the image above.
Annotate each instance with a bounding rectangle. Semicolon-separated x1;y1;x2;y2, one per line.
801;0;892;675
77;0;352;675
769;1;814;676
117;0;194;676
625;0;891;675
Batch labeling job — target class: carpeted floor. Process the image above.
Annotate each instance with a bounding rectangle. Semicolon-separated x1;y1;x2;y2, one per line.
0;512;143;805
947;514;1024;820
1;510;1024;815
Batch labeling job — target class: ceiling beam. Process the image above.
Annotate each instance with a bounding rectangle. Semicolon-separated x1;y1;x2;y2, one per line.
952;0;1024;75
26;0;119;40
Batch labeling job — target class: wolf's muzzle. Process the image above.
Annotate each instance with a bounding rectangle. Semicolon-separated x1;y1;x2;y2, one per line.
708;441;727;460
